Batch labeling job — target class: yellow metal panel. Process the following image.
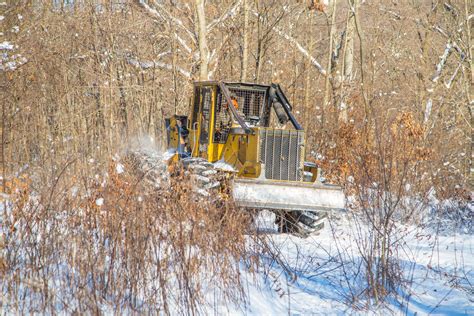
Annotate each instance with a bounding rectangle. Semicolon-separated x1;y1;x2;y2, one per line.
167;117;179;150
207;86;217;161
240;129;261;178
193;90;203;158
223;134;242;170
220;128;261;178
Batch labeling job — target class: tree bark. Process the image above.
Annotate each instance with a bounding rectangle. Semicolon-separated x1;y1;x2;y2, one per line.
255;8;262;82
304;11;314;129
322;0;337;128
344;0;356;84
339;0;357;122
196;0;209;80
464;0;473;186
241;0;249;82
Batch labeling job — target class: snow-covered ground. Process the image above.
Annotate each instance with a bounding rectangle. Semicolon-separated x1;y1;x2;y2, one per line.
212;211;473;315
121;148;472;315
2;151;472;315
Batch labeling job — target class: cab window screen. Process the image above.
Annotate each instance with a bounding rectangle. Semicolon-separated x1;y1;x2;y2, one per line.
199;87;212;143
191;87;200;127
214;89;232;144
226;87;266;120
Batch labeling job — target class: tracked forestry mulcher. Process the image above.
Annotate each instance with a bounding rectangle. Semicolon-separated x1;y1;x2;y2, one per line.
165;81;344;237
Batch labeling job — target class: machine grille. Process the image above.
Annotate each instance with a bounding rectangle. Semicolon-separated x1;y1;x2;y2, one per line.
259;129;304;181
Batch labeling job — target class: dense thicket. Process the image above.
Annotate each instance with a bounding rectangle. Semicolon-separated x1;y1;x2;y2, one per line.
1;0;471;194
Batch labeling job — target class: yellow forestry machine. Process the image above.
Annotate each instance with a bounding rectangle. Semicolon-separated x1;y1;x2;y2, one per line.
165;81;344;236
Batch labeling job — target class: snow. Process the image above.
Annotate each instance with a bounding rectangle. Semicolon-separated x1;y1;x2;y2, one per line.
2;152;472;314
2;189;472;315
115;163;124;174
162;149;176;161
127;56;191;78
1;54;27;71
424;98;432;123
0;192;9;200
0;41;13;50
95;198;104;206
213;159;238;172
215;212;474;315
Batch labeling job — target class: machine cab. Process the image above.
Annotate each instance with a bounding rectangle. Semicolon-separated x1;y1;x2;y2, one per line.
167;81;318;182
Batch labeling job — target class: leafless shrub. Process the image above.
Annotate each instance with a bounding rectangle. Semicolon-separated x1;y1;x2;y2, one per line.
0;158;257;314
326;111;432;304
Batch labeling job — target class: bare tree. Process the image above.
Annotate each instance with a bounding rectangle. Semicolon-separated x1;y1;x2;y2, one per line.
322;0;337;127
241;0;249;81
464;0;473;186
339;0;357;122
196;0;209;80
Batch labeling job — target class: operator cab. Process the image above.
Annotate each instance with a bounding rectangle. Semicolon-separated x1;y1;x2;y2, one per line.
184;81;303;162
211;82;302;141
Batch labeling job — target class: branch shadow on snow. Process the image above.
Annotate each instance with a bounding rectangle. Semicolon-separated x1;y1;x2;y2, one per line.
253;234;473;315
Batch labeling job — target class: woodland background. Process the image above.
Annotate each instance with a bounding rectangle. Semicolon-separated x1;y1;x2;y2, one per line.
1;0;472;194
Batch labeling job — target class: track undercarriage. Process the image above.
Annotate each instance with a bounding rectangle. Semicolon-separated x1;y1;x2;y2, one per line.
182;157;329;237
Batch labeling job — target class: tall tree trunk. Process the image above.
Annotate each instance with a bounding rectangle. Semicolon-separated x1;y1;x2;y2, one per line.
196;0;209;80
254;2;262;82
466;0;473;85
322;0;337;128
339;0;357;122
304;11;314;129
464;0;473;186
171;24;179;114
241;0;249;82
344;1;356;81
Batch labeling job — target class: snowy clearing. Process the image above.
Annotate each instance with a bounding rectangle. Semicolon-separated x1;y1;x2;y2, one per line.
212;211;474;315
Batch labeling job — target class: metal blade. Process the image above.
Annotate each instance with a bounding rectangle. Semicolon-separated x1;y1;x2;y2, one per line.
232;178;345;212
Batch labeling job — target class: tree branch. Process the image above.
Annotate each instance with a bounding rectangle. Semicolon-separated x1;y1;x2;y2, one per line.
127;56;191;79
136;0;196;44
250;10;326;75
432;42;452;82
207;0;242;32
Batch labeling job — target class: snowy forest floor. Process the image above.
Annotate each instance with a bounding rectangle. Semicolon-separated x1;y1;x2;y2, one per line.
1;154;472;315
213;210;474;315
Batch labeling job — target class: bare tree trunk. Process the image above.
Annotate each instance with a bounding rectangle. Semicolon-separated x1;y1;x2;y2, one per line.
343;5;355;82
196;0;209;80
466;0;473;85
1;85;6;194
255;12;262;83
322;0;337;128
464;0;473;186
304;11;314;129
171;24;179;114
254;2;263;82
241;0;249;82
339;0;357;122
